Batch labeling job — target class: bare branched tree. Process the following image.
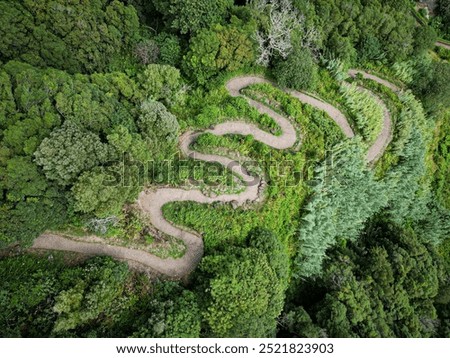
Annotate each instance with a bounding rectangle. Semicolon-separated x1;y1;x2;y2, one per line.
86;216;119;235
249;0;319;66
300;26;320;56
133;39;160;65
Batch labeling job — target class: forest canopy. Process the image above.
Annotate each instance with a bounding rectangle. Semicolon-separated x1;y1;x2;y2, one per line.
0;0;449;340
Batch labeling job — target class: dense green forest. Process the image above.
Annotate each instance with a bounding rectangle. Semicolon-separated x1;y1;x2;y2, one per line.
1;0;449;338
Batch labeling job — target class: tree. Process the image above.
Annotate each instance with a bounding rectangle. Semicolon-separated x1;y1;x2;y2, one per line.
132;282;201;338
133;39;160;65
155;33;182;67
252;0;317;66
279;307;325;338
34;121;108;186
137;64;184;106
247;228;289;285
438;0;450;36
71;169;136;218
0;0;140;74
198;245;285;337
295;139;387;277
412;61;450;112
358;34;385;61
52;258;131;333
183;22;256;84
138;100;179;143
153;0;233;34
273;47;318;91
413;26;438;55
0;255;136;337
287;219;444;337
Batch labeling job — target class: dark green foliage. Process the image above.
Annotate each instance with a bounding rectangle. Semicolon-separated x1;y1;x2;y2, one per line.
52;258;131;333
314;0;419;63
0;0;140;74
0;255;200;338
411;61;450;112
0;255;134;337
285;219;444;337
273;47;318;91
155;33;182;67
358;34;385;61
413;26;438;55
438;0;450;37
132;282;201;338
279;307;324;338
0;198;66;248
153;0;233;34
358;34;385;62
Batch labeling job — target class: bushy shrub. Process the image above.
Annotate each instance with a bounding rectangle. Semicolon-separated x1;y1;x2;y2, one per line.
273;47;318;91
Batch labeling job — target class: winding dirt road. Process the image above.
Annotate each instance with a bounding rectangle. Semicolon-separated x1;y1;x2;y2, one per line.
33;70;398;279
436;41;450;51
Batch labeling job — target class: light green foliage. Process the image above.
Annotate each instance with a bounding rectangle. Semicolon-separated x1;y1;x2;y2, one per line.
0;0;140;73
138;100;179;143
273;47;318;91
391;61;415;84
183;21;256;84
137;64;184;106
34;121;108;186
383;91;430;223
71;169;136;218
153;0;233;34
53;258;130;333
340;83;384;143
296;140;387;277
433;111;450;208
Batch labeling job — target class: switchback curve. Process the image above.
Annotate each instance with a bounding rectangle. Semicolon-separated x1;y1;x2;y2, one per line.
32;70;397;279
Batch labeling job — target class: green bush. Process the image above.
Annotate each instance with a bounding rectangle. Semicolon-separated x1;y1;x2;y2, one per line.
272;47;318;91
340;83;384;143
